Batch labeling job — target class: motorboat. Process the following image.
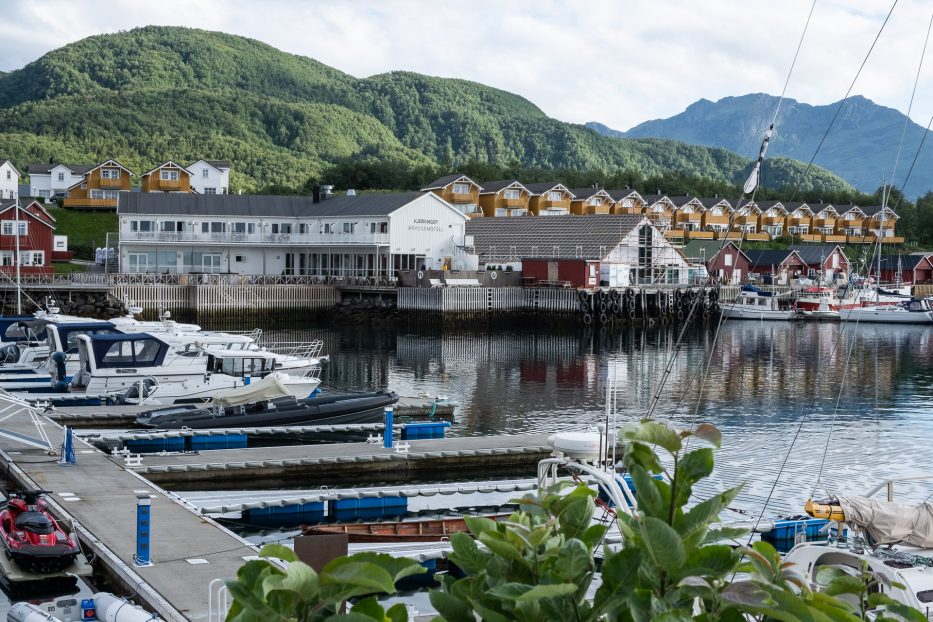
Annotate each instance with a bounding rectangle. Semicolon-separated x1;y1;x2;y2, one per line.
721;286;798;321
840;297;933;324
133;389;399;429
0;490;81;574
796;286;849;320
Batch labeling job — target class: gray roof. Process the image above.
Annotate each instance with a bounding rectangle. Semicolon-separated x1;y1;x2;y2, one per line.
203;160;231;169
638;194;669;205
860;205;898;217
754;200;785;211
789;244;847;266
567;187;606;200
27;163;94;175
682;240;745;262
421;174;480;191
695;197;733;208
745;249;801;268
524;182;571;196
879;254;926;271
666;195;699;208
119;191;426;217
604;188;640;201
466;214;646;260
479;180;525;194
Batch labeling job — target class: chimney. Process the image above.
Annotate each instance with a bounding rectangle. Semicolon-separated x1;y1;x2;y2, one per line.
312;184;321;203
714;193;718;199
624;184;630;190
322;185;334;200
656;188;661;194
346;189;356;196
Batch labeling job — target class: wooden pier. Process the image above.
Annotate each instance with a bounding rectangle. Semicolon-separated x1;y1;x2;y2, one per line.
0;409;255;622
131;433;555;490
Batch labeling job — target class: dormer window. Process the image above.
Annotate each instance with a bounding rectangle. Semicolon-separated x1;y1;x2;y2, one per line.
652;205;665;213
711;207;722;216
503;189;521;200
452;183;470;194
101;168;120;180
588;197;601;205
57;172;65;182
160;170;179;181
547;191;563;201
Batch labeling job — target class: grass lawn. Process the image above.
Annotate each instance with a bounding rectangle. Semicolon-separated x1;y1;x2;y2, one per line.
53;262;88;273
47;207;118;260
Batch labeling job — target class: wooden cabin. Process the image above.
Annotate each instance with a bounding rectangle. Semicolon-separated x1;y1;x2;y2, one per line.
478;180;531;217
141;161;194;193
878;254;933;284
0;200;56;275
640;194;676;234
607;189;646;214
784;204;818;241
746;249;808;282
521;257;600;287
790;245;850;281
63;159;134;210
421;174;483;217
863;206;902;244
682;240;750;284
525;183;573;216
809;204;845;243
755;201;788;239
671;196;706;237
697;198;733;237
835;205;867;241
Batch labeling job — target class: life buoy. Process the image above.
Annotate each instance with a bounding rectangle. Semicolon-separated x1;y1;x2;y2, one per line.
417;270;424;279
583;313;593;325
490;272;498;280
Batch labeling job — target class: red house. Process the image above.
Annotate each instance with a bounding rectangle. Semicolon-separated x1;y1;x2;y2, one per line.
745;249;808;283
878;254;933;285
521;258;600;288
0;200;56;275
682;241;751;284
790;245;850;281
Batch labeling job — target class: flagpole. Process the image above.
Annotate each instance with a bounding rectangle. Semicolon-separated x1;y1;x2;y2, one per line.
14;199;21;315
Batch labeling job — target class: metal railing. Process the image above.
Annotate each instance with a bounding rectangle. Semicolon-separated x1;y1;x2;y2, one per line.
121;231;391;245
865;475;933;502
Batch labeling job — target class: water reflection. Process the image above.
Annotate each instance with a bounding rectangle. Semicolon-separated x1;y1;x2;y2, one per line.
240;320;933;515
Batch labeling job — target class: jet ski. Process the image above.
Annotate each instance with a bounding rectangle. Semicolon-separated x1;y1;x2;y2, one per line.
134;391;400;429
0;490;81;574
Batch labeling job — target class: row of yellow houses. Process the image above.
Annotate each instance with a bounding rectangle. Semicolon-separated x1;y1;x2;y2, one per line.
421;174;904;245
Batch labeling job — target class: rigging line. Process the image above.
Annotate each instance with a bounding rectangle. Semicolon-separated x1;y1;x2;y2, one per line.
889;110;933;215
891;7;933;190
811;312;861;498
788;0;899;203
770;0;818;127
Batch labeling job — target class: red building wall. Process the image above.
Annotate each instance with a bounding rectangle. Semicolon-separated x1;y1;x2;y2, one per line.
707;244;751;281
522;258;599;287
0;202;55;275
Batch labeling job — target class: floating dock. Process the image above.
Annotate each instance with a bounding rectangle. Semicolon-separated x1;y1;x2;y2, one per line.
0;409;257;622
131;433;555;490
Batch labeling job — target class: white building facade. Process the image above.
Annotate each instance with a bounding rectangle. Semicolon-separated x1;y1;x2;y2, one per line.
118;191;475;276
0;161;20;201
27;164;92;199
187;160;231;195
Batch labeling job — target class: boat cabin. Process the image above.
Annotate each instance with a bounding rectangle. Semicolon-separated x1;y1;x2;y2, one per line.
45;322;119;355
206;351;277;379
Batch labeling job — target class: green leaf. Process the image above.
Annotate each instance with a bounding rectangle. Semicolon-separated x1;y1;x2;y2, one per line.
385;603;410;622
464;515;498;537
579;523;608;548
558;495;594;540
258;543;297;563
677;448;714;489
516;582;579;602
631;466;665;518
448;532;488;575
556;538;592;580
488;581;533;600
622;420;683;454
600;547;640;592
678;544;739;579
347;596;386;620
478;532;531;568
346;552;426;583
320;560;396;596
677;486;742;544
640;516;686;571
721;581;774;607
261;561;318;601
428;590;476;622
824;574;867;597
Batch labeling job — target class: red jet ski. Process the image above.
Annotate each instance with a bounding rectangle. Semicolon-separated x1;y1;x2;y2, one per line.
0;490;81;574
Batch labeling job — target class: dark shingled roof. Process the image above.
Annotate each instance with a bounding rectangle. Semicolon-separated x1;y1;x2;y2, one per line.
754;200;786;212
27;163;94;175
119;191;429;217
479;180;526;194
523;182;572;196
878;254;927;271
696;197;733;208
789;245;847;266
604;188;641;201
667;195;699;208
860;205;898;218
421;174;481;191
682;240;746;262
639;194;669;205
567;187;608;200
745;249;801;269
466;214;646;260
203;160;231;169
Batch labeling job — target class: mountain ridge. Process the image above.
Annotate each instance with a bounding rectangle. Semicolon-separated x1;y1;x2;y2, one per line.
0;26;851;193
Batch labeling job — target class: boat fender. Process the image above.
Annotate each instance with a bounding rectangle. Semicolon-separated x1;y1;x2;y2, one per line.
627;309;636;321
677;310;685;321
599;312;608;324
7;602;64;622
582;313;593;325
626;288;635;299
578;290;589;302
599;302;608;313
611;302;622;315
91;592;159;622
579;301;591;313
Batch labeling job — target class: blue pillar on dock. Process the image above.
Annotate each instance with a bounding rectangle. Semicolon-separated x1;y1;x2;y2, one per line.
134;495;153;567
383;406;394;449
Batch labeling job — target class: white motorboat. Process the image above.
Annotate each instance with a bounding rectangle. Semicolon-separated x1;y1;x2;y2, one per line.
840;297;933;324
721;287;798;321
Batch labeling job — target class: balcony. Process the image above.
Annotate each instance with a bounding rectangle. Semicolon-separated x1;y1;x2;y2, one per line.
761;216;784;227
675;213;702;222
121;231;391;245
154;178;181;190
703;215;730;226
614;206;642;215
824;234;847;243
663;230;686;240
98;179;124;189
812;218;836;228
715;231;743;240
449;191;477;203
62;197;117;209
687;231;714;240
537;199;569;210
848;234;878;244
798;233;823;242
745;232;771;241
840;217;864;227
501;197;528;208
587;205;611;215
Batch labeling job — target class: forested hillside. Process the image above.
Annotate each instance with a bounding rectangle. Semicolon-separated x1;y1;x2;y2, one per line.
0;26;850;193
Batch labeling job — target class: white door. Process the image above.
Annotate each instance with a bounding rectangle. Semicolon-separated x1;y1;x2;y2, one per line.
202;254;222;273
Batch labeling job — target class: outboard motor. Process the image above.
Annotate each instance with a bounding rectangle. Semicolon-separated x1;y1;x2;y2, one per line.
48;352;68;393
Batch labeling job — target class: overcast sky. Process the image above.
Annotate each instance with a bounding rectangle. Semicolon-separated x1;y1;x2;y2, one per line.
2;0;933;133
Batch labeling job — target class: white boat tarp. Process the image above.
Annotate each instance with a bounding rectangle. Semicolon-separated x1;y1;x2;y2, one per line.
840;495;933;547
212;374;291;407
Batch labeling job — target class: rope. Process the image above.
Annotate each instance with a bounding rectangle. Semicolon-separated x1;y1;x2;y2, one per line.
788;0;899;203
890;7;933;191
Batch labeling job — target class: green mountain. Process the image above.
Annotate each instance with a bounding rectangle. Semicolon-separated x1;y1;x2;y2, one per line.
587;93;932;197
0;27;851;193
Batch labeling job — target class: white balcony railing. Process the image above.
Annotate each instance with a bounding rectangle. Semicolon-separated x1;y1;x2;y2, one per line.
121;231;391;245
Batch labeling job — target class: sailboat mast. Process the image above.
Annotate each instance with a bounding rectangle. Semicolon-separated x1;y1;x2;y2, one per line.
14;200;21;315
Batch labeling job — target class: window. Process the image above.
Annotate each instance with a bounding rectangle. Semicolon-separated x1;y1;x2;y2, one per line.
201;222;226;234
0;252;12;266
100;168;120;180
159;221;184;232
711;207;723;216
370;222;388;234
57;172;65;182
452;183;470;194
271;223;293;234
130;220;155;233
90;189;120;200
323;223;333;234
504;189;521;200
160;170;179;181
235;255;245;262
203;187;217;194
547;191;562;201
202;169;209;178
232;222;255;234
724;253;733;267
342;222;356;234
1;221;27;236
5;171;9;180
20;251;43;266
221;187;227;194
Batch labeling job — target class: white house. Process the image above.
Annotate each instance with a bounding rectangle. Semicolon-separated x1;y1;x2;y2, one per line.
117;191;475;276
187;160;231;195
466;214;690;284
0;160;20;201
27;163;93;199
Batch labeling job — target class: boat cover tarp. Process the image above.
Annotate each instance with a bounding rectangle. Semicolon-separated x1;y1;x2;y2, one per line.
212;374;291;407
839;495;933;547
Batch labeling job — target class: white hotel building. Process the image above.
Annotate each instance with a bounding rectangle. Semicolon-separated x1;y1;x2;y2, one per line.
117;191;476;276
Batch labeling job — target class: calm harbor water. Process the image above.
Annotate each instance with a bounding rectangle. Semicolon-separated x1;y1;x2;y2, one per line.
236;318;933;516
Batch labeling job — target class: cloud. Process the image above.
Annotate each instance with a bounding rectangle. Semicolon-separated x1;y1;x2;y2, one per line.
2;0;933;133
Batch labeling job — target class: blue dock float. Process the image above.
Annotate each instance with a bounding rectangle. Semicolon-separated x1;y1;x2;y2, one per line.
401;422;451;440
243;501;325;527
330;496;408;520
125;437;186;453
189;433;248;450
126;434;248;453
